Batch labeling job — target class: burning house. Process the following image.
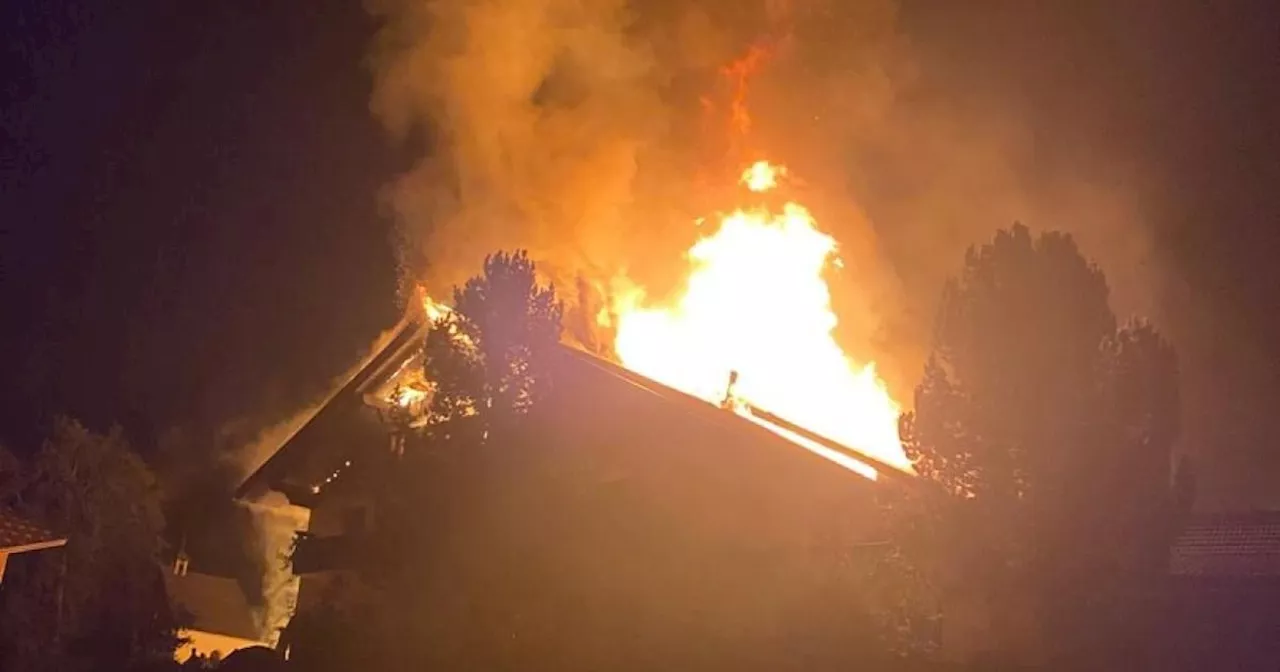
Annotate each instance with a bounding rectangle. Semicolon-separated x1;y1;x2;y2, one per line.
228;304;1280;669
228;157;934;665
233;307;930;666
220;145;1278;666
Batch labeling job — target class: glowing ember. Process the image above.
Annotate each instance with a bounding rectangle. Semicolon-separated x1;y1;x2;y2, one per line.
612;161;910;476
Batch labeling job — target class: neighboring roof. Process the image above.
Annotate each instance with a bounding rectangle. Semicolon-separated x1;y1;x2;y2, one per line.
164;571;263;642
1170;511;1280;577
0;509;67;554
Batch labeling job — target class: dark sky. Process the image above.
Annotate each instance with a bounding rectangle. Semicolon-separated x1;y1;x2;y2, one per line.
1;0;404;449
1;0;1277;505
899;2;1280;507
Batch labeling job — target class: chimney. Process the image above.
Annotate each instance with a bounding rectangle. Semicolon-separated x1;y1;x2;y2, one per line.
173;535;190;576
720;370;740;409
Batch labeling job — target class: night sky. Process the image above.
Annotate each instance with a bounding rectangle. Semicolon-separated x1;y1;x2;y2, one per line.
2;1;1278;506
1;1;404;449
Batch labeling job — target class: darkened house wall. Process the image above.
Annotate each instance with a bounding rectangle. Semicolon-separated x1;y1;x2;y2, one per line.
277;343;901;669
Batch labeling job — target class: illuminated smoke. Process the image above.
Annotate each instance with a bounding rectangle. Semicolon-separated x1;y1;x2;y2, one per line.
366;0;1159;401
228;322;407;643
240;493;310;646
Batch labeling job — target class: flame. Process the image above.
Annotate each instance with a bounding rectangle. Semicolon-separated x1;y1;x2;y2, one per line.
612;161;910;477
395;386;427;408
360;293;456;413
422;295;453;323
742;160;784;193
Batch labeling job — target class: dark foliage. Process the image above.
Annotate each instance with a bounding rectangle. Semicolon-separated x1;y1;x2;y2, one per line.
0;417;181;672
278;580;375;672
422;249;564;445
881;224;1190;667
285;250;565;671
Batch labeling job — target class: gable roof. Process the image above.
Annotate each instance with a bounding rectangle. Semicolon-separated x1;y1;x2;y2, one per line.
557;347;912;485
1170;511;1280;577
292;342;901;578
282;341;906;667
237;315;910;506
0;509;66;554
164;571;263;642
236;318;427;502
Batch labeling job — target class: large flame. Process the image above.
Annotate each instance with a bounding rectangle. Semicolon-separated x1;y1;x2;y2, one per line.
612;161;910;477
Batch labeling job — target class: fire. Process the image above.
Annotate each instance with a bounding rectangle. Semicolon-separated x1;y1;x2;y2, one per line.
742;160;784;192
612;161;910;477
422;295;452;323
406;170;909;477
395;385;427;408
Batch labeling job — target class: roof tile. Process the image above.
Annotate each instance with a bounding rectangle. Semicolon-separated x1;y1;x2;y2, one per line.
0;509;65;553
1170;512;1280;577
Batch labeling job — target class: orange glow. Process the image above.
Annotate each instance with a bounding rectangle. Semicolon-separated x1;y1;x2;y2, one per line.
406;167;910;477
721;44;772;137
612;161;911;476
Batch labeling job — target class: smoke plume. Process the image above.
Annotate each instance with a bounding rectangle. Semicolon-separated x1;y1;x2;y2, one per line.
368;0;703;297
366;0;1159;400
224;321;406;641
240;493;310;646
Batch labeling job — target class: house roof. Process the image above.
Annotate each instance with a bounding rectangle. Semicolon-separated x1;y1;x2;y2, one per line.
292;341;899;578
557;347;912;485
0;509;67;554
282;338;904;667
236;318;427;502
164;571;263;642
1170;511;1280;577
237;314;911;507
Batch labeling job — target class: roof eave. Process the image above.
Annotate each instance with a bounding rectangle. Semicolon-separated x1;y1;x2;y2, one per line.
0;538;68;554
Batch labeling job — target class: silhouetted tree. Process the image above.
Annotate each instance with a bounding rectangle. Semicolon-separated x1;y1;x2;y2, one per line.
883;225;1187;668
422;249;564;447
278;576;381;672
287;251;566;672
0;417;181;672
